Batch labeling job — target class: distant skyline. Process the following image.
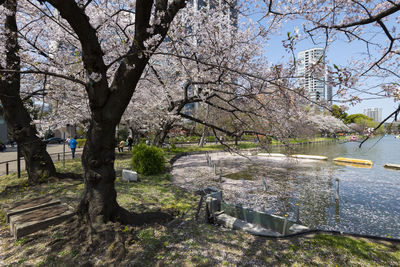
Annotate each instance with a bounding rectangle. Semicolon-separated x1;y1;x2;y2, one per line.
259;17;399;122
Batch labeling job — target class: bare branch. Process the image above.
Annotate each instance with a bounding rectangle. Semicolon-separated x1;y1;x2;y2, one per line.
316;4;400;30
359;104;400;147
0;69;86;85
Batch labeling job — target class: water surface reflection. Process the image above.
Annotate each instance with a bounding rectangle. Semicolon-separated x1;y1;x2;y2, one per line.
221;136;400;238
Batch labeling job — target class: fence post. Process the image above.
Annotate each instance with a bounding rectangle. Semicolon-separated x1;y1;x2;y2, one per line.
296;203;300;223
282;215;288;236
6;162;9;175
17;144;21;178
63;132;66;167
58;153;60;161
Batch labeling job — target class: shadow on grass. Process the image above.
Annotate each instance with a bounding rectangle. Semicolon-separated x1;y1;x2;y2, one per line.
241;232;400;266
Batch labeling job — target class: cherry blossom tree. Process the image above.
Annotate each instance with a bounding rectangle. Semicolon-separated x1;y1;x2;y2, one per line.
45;0;189;225
0;0;56;183
123;4;312;148
308;114;349;135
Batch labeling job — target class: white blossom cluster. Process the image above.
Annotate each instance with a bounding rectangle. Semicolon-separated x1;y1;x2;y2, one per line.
308;114;349;134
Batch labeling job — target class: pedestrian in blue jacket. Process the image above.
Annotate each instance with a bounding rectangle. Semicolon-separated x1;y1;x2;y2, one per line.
70;136;78;158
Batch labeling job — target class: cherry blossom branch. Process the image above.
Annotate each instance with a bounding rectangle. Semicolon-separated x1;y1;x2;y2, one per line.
153;51;330;109
38;0;107;75
0;69;86;85
26;0;78;40
22;88;47;101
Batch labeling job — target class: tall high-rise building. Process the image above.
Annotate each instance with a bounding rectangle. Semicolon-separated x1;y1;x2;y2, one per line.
363;108;382;122
298;48;332;105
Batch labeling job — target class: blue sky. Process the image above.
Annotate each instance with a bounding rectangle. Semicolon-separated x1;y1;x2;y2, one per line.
254;14;400;121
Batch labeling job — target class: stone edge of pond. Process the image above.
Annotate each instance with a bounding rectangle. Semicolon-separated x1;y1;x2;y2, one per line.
169;149;258;166
169;138;344;166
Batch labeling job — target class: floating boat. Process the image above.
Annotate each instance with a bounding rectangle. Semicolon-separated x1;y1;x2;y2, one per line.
396;135;400;139
333;157;373;166
257;153;287;157
291;154;328;160
384;164;400;170
334;161;372;169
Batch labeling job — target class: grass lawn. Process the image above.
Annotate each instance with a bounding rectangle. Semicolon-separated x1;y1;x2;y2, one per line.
0;147;399;266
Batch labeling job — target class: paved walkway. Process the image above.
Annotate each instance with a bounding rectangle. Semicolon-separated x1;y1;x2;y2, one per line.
0;144;83;176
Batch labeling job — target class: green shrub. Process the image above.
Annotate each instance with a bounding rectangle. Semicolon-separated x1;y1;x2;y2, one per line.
76;139;86;148
131;144;165;175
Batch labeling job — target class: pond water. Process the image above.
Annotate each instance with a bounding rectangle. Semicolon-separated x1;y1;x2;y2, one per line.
220;135;400;238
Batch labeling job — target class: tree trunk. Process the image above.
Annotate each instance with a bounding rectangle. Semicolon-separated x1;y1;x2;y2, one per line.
2;105;57;183
0;0;56;183
152;121;173;147
78;120;119;224
128;127;139;145
198;127;208;147
78;119;172;225
43;0;186;225
198;104;210;147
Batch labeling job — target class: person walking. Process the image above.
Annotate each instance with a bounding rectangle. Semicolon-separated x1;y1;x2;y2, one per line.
70;136;78;159
127;136;133;151
0;142;5;152
118;140;125;152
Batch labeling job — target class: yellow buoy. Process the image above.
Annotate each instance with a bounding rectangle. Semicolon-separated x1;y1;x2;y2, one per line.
333;157;373;166
334;161;372;169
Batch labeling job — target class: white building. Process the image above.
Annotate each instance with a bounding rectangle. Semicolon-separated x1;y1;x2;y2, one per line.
298;48;332;105
363;108;382;122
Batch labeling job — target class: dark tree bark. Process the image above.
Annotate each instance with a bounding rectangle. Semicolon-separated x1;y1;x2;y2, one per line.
41;0;186;224
152;120;175;147
0;0;56;183
198;128;208;147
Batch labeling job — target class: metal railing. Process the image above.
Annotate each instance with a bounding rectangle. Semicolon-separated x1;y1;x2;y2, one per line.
0;147;124;176
0;150;83;176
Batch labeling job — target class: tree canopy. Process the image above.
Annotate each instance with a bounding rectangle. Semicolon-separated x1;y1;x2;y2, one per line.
0;0;400;226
